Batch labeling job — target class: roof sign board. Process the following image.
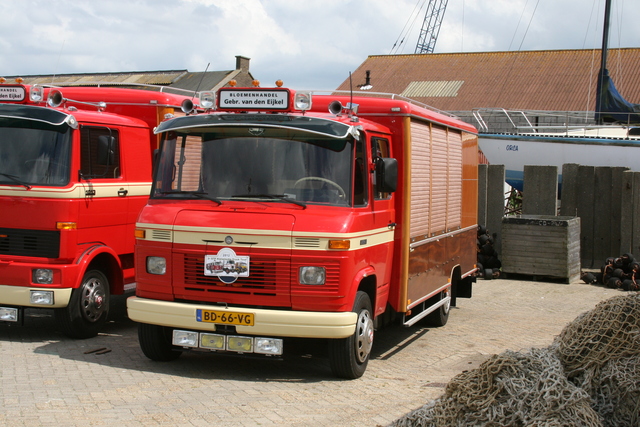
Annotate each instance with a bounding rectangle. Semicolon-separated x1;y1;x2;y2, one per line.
217;88;290;110
0;85;26;102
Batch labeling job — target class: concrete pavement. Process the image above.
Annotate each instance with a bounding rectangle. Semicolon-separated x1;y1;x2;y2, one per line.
0;278;620;426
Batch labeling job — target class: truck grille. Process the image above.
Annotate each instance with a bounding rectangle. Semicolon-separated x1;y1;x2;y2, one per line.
178;253;291;306
0;228;60;258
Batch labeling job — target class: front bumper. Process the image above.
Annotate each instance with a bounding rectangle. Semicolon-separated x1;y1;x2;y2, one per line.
127;296;357;339
0;284;73;315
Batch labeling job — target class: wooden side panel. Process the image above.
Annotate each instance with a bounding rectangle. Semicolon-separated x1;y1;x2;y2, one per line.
430;125;448;234
406;227;476;305
461;132;479;228
409;121;431;238
393;117;477;313
447;129;463;231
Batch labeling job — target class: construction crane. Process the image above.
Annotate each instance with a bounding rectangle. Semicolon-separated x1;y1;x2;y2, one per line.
415;0;448;54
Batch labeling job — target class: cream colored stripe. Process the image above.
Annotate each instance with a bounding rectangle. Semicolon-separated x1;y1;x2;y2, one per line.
0;182;151;198
136;223;395;251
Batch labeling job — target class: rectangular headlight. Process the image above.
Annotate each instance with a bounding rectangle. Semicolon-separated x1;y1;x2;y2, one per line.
172;330;198;347
30;290;54;305
32;268;54;284
200;333;225;350
146;256;167;275
254;338;283;355
0;307;19;322
299;266;326;285
227;336;253;353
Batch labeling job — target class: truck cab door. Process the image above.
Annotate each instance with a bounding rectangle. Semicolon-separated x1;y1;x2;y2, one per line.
77;126;130;254
368;136;396;315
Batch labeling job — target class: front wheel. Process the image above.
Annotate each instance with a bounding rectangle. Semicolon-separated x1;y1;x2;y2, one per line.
55;269;110;339
328;291;374;379
138;323;182;361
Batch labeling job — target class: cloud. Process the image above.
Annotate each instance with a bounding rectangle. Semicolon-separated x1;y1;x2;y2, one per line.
1;0;639;90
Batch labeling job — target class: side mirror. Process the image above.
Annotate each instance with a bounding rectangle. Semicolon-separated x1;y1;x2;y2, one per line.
376;157;398;193
97;135;116;166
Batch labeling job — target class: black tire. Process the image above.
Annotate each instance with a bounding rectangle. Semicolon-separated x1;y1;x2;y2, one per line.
55;269;110;339
328;291;374;379
424;289;451;327
138;323;182;361
484;268;493;280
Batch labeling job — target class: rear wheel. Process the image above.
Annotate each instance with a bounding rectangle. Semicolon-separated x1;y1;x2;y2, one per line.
138;323;182;361
424;288;450;327
56;269;110;339
328;291;374;379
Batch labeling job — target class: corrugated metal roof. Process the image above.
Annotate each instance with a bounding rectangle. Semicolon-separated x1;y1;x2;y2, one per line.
401;80;464;97
339;49;640;112
169;70;234;91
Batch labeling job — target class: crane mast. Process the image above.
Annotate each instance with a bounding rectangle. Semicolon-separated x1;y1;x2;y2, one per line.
415;0;448;54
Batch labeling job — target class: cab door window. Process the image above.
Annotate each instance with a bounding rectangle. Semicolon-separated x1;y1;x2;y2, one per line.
353;135;368;206
80;127;120;179
371;137;391;200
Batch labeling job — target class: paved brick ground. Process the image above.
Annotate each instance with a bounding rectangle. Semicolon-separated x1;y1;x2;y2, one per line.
0;278;621;426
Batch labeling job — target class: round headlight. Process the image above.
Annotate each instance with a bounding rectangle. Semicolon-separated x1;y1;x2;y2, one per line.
146;256;167;275
299;266;326;285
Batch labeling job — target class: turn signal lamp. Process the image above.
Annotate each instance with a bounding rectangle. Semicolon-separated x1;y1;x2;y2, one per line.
328;239;350;249
134;229;146;239
56;222;77;230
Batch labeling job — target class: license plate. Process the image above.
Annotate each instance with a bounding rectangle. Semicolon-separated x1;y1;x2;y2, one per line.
196;309;254;326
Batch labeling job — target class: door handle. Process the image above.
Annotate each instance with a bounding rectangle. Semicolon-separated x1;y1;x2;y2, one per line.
118;188;128;197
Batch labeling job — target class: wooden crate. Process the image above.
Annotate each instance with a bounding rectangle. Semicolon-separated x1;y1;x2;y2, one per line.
501;215;581;283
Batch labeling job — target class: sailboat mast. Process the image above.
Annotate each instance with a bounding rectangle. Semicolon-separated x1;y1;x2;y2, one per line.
595;0;612;121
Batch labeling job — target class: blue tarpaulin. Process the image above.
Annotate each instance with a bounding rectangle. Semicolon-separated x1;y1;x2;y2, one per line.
595;69;640;124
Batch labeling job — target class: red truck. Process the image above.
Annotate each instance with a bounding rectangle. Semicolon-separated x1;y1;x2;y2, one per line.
0;80;193;338
128;82;478;378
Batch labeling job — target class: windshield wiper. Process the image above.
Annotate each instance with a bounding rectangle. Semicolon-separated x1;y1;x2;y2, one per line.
231;193;307;209
0;173;32;190
161;190;222;205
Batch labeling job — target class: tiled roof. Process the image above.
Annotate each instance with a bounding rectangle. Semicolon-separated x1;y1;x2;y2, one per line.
339;49;640;112
12;70;189;87
5;56;255;92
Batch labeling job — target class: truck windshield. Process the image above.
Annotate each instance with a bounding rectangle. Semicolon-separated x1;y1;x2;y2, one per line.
0;121;72;187
153;125;354;206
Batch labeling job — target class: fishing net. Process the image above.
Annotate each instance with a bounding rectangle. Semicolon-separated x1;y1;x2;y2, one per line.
553;293;640;427
389;293;640;427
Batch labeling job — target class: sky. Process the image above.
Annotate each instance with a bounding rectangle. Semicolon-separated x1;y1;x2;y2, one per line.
2;0;639;91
